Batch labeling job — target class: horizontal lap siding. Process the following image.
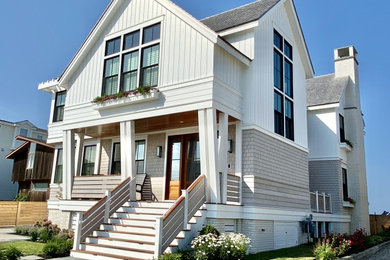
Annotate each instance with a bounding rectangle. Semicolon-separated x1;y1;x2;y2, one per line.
242;129;310;211
0;202;48;226
309;160;343;214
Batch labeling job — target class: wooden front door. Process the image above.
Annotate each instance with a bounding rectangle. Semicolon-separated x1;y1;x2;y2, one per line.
165;134;200;200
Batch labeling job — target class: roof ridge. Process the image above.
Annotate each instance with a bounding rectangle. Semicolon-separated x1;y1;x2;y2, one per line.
200;0;264;21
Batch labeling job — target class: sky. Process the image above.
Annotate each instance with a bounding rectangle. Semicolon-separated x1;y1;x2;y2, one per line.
0;0;388;214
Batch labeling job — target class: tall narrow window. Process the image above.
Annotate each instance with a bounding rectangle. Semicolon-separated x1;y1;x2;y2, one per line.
81;145;96;176
121;51;139;91
111;143;121;174
54;149;63;183
53;91;66;122
273;29;294;140
141;45;159;86
342;168;348;201
26;143;36;170
339;114;345;142
135;140;146;174
103;57;119;95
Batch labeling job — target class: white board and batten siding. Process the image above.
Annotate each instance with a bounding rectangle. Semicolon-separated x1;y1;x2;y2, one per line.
274;221;299;250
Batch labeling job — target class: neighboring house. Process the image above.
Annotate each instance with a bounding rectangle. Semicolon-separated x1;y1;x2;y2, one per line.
37;0;368;258
0;119;48;200
306;46;370;235
5;136;54;201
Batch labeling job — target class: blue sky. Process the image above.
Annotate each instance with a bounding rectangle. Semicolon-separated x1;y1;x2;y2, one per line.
0;0;388;213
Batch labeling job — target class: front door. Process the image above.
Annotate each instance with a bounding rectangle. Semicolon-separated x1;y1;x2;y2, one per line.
165;134;200;200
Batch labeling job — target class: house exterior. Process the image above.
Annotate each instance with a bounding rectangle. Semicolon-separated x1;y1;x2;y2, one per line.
0;119;48;200
37;0;368;258
5;136;54;201
307;46;370;234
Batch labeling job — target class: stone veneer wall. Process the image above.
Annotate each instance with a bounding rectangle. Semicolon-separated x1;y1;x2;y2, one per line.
242;129;310;211
48;209;71;229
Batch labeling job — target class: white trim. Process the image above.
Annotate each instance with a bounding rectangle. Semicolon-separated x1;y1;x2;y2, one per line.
308;157;341;161
307;103;340;111
47;199;97;212
218;21;259;37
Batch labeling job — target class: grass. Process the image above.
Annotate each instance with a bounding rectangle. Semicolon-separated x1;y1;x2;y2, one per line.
0;241;45;256
245;244;315;260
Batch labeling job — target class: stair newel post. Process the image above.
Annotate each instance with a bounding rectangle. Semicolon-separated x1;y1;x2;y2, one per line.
104;190;111;223
183;190;189;230
154;216;163;259
73;212;83;250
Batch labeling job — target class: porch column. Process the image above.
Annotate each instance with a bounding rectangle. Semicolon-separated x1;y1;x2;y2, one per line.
74;133;84;176
218;112;228;204
63;130;75;200
94;139;101;175
198;108;220;203
235;121;243;205
120;120;136;201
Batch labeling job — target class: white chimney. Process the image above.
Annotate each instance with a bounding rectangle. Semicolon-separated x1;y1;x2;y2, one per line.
334;46;359;84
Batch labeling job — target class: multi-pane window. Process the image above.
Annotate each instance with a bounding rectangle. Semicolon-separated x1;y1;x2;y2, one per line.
339;114;345;142
81;145;96;176
102;23;161;95
53;91;66;122
54;149;63;184
110;140;146;174
273;29;294;141
342;168;348;201
20;128;28;137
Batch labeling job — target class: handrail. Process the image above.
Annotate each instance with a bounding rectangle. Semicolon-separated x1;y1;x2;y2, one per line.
188;175;205;193
163;196;185;221
73;176;136;251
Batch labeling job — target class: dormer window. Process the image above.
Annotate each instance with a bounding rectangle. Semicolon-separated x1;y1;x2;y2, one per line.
102;23;161;96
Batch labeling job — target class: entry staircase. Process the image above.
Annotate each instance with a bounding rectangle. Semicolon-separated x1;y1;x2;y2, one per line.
71;175;206;260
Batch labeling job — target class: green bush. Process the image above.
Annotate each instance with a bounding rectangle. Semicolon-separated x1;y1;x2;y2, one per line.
16;226;31;236
159;253;183;260
3;246;22;260
0;250;4;260
28;227;39;242
313;239;336;260
199;224;220;236
14;193;28;201
43;237;73;257
365;235;385;248
38;227;52;243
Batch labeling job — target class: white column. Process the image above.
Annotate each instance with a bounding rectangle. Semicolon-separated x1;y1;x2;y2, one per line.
94;139;101;175
63;130;75;200
218;112;228;204
120;121;136;201
198;108;220;204
235;121;243;205
74;133;84;176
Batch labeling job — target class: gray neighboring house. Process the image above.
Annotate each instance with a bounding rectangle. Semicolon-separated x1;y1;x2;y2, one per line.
306;46;370;235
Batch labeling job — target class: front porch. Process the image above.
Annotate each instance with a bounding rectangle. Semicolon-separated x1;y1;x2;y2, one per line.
57;109;242;205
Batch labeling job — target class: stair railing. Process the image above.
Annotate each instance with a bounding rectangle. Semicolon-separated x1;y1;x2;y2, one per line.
73;176;136;250
154;175;206;258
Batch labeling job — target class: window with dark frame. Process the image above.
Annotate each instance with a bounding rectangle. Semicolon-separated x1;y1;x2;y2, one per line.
273;29;294;141
81;145;96;176
102;23;161;95
339;114;345;142
342;168;348;201
110;140;146;175
53;91;66;122
111;143;121;174
54;149;63;184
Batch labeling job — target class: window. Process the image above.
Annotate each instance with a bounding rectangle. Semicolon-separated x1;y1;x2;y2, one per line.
26;143;36;169
273;29;294;141
37;135;43;141
54;149;63;184
20;128;28;137
33;183;49;192
342;168;348;201
339;114;345;142
110;140;146;174
102;23;161;95
81;145;96;176
53;91;66;122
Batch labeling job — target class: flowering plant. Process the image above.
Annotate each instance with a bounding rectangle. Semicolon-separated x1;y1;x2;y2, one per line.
92;86;157;104
349;228;366;253
345;197;356;205
191;233;219;260
314;233;351;259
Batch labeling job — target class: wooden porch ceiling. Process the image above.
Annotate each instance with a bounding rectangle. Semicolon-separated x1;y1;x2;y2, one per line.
76;111;238;138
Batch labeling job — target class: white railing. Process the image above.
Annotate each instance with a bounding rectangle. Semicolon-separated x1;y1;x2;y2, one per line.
310;191;332;214
73;177;136;250
226;173;241;204
71;175;122;199
154;175;206;258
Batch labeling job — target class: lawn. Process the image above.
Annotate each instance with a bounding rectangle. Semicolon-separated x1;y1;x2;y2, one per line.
0;241;45;256
245;244;315;260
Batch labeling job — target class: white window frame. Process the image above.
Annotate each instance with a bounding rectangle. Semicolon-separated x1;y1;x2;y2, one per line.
26;143;37;170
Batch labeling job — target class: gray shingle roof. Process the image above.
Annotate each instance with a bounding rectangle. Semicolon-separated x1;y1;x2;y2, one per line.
200;0;281;32
306;74;350;107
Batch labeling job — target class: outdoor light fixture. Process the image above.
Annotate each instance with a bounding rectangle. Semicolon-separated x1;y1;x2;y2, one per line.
156;146;162;158
228;139;233;153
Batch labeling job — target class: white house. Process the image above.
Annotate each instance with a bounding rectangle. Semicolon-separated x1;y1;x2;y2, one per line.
307;46;370;234
38;0;367;259
0;119;48;200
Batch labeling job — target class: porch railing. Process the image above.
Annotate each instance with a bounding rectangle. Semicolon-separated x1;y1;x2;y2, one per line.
154;175;206;258
310;191;332;213
226;173;241;204
71;175;122;199
73;176;136;250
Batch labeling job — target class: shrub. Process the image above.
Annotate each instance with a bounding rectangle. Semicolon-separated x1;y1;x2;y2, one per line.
218;233;250;260
57;228;74;240
365;235;385;248
38;227;52;243
3;246;22;260
191;233;219;260
14;192;28;201
0;250;4;260
349;228;366;253
313;239;336;260
327;233;351;256
199;224;220;236
28;227;39;242
15;226;31;235
43;237;73;257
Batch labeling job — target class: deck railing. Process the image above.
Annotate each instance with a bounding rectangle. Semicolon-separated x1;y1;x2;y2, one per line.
226;173;241;204
71;175;122;199
154;175;206;258
73;176;136;250
310;191;332;213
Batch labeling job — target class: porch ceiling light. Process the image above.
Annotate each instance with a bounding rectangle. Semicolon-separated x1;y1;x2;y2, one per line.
228;139;233;153
156;146;162;158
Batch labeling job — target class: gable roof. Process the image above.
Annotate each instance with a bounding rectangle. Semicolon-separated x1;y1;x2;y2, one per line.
5;136;54;159
200;0;280;32
306;74;350;107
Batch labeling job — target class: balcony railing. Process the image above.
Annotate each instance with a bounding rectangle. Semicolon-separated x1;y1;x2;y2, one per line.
310;191;332;213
